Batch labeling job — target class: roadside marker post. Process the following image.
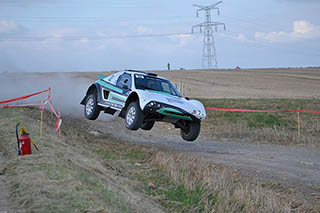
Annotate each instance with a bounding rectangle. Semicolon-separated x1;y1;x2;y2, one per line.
0;88;61;135
58;105;61;138
40;93;44;140
49;88;54;119
297;112;301;139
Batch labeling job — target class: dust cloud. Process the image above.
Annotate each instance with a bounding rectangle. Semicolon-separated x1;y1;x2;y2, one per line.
0;72;98;117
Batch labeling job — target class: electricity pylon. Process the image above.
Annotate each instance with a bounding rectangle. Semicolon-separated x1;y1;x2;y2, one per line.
192;1;226;69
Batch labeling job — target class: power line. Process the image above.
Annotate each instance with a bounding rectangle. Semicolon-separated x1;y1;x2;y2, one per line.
0;15;194;23
0;3;151;9
220;14;291;32
0;32;197;42
192;1;226;69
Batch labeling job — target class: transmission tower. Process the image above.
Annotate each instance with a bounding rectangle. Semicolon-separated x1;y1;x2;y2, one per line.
192;1;226;69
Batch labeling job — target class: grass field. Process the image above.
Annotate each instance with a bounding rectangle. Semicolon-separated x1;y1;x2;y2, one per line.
1;107;319;212
199;98;320;147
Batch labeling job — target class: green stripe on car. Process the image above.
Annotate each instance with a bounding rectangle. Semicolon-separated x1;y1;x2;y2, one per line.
97;80;123;94
98;75;108;80
108;93;126;105
157;108;192;121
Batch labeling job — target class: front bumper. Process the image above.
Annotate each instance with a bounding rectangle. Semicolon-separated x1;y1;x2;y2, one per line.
143;101;196;121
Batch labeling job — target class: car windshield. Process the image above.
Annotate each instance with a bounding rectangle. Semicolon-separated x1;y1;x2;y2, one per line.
134;74;181;97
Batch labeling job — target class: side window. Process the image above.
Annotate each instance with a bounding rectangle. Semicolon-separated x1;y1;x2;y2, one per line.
161;82;171;93
116;73;132;89
106;74;114;83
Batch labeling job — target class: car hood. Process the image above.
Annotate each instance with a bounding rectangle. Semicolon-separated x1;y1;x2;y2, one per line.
138;90;206;120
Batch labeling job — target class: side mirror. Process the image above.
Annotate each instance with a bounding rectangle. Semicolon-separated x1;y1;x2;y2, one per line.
185;97;190;100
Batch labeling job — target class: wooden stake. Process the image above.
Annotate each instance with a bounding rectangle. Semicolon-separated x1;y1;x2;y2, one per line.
58;105;61;138
297;112;301;139
40;93;44;140
51;100;54;119
49;88;53;119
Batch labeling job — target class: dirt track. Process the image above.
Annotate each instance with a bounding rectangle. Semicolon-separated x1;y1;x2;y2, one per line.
82;116;320;196
1;68;320;199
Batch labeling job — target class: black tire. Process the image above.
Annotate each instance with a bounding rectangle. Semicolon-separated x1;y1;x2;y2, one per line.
125;102;143;131
84;94;101;120
180;120;201;141
141;121;155;131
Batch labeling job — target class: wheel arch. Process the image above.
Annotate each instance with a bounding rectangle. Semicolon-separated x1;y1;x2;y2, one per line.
80;83;101;105
119;92;140;118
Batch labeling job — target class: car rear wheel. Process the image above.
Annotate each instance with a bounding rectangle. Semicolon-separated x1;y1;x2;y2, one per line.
141;121;155;131
125;102;143;130
84;94;101;120
180;120;201;141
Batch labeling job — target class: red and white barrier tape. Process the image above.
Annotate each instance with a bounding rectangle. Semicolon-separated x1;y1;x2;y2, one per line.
40;96;49;112
205;107;320;114
0;88;62;131
0;89;49;105
55;118;62;132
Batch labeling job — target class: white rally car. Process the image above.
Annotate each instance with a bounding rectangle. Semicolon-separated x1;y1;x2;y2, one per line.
80;70;206;141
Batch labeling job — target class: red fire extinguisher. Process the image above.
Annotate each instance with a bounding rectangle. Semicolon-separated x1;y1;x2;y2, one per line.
16;123;39;156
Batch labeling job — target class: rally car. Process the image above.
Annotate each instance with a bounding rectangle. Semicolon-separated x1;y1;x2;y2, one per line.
80;70;206;141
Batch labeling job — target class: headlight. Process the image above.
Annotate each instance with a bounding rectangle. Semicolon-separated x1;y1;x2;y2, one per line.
147;101;162;109
192;110;201;116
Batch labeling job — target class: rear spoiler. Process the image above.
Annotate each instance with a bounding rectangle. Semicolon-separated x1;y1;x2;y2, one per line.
98;75;108;80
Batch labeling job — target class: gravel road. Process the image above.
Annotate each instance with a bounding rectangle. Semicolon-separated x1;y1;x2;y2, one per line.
87;117;320;196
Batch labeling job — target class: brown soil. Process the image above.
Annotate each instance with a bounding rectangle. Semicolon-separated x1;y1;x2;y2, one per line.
74;67;320;98
153;68;320;99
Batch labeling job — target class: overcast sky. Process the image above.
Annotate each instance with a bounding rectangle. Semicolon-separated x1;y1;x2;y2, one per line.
0;0;319;72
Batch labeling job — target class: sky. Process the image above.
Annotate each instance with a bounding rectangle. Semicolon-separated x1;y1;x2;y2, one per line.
0;0;319;72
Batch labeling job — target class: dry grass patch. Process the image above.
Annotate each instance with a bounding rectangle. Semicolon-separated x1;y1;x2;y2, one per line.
200;99;320;147
0;108;160;212
149;151;317;212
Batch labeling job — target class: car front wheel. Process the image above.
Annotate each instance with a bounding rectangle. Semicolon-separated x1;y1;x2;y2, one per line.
141;121;155;131
180;120;201;141
84;94;101;120
125;102;143;131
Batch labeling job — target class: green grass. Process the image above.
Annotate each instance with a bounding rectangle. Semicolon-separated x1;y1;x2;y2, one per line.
135;167;211;212
217;111;290;128
199;98;320;128
40;163;68;181
96;147;149;163
0;108;134;212
125;149;149;163
162;185;207;208
197;98;320;145
96;148;120;160
94;143;214;211
74;170;132;212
